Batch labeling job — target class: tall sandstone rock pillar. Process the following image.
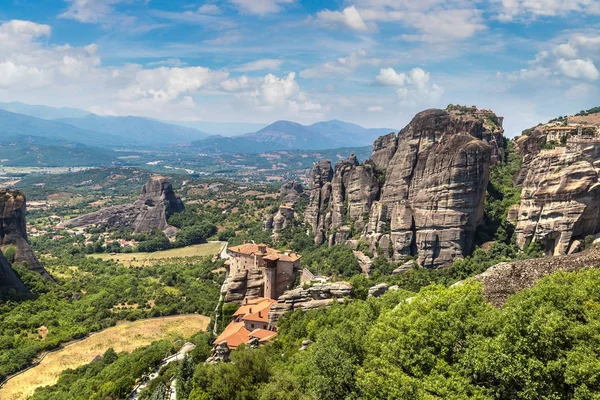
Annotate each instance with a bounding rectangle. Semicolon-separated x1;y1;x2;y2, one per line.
0;189;52;282
305;107;503;269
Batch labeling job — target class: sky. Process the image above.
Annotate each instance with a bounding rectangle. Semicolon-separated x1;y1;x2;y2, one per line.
0;0;599;136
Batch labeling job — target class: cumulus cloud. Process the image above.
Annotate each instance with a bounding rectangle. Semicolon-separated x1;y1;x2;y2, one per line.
508;34;600;83
116;66;229;104
493;0;600;21
0;20;100;89
229;0;294;15
316;0;485;42
375;67;444;106
300;49;380;79
375;67;406;86
316;6;368;32
233;59;283;72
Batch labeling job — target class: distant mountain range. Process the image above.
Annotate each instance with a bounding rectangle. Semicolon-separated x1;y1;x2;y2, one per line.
0;102;394;155
0;101;90;120
56;114;209;146
190;120;393;153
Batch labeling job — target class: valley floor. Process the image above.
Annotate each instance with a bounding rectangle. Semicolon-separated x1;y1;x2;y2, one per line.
88;242;225;267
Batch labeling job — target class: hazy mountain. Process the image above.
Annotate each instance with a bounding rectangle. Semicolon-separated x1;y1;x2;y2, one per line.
57;114;209;146
0;101;90;120
168;120;267;136
309;120;394;147
190;119;394;153
0;109;125;147
0;136;117;167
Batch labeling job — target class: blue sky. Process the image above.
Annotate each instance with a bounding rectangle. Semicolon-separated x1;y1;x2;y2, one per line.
0;0;599;136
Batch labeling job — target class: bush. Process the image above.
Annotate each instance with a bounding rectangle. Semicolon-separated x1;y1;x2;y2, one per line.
2;246;16;264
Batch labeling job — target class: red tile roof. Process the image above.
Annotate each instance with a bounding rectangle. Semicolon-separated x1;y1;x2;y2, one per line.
214;322;250;350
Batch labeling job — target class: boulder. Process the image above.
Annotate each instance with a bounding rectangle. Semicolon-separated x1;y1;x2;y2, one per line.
473;246;600;306
368;283;388;297
60;176;184;234
268;282;352;327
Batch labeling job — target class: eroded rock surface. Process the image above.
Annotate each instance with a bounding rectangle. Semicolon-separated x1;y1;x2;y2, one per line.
474;246;600;306
305;108;503;268
514;145;600;256
268;282;352;326
0;189;51;280
0;250;29;293
61;176;184;234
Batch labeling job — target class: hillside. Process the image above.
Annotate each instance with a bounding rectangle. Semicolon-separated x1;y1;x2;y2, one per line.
0;102;90;120
57;114;209;146
0;109;124;148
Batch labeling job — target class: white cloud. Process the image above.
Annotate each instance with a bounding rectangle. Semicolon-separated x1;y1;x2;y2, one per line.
220;75;258;92
60;0;126;23
197;4;222;14
316;1;485;42
0;20;100;89
493;0;600;21
316;6;368;32
367;105;383;112
508;34;600;83
300;49;380;78
556;58;599;81
116;66;229;104
375;67;406;86
565;83;598;99
375;67;444;106
233;59;283;72
229;0;294;15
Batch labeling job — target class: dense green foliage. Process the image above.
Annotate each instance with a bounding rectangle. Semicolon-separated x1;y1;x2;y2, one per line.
300;245;362;277
184;269;600;399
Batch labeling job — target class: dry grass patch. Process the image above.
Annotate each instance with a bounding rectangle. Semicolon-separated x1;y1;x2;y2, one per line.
0;314;210;400
88;242;225;267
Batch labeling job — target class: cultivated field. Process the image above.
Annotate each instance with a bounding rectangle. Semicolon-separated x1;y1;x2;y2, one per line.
89;242;225;267
0;314;210;400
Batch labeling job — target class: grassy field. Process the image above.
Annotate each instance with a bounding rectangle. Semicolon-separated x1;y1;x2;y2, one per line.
89;242;225;267
0;314;210;400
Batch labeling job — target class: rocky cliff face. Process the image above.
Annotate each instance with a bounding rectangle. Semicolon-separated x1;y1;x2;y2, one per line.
514;144;600;256
267;282;352;327
0;250;29;293
0;189;51;281
305;108;503;268
61;176;184;234
265;181;306;237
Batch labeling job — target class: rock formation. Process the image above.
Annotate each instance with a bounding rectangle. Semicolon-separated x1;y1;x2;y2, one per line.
473;245;600;306
267;282;352;327
0;189;51;281
61;176;184;234
305;107;504;268
265;181;306;237
0;250;29;293
513;143;600;256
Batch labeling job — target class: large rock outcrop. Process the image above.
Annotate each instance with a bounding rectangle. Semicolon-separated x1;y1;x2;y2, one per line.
0;189;51;281
267;282;352;327
265;181;307;237
305;108;504;268
514;143;600;256
473;246;600;306
61;176;184;234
